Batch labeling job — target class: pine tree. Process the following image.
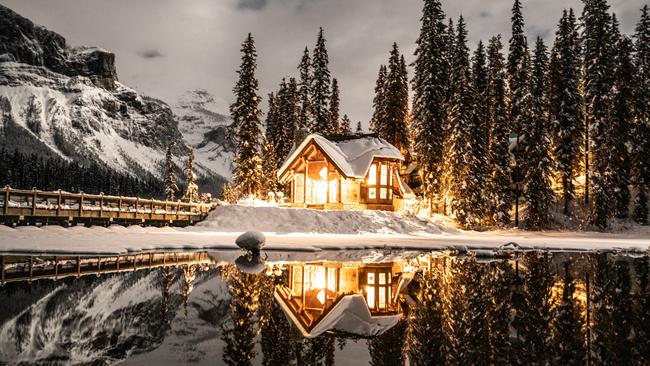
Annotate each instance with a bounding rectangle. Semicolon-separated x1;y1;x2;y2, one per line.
634;6;650;224
329;78;340;134
265;91;279;150
371;65;388;136
549;9;584;215
520;251;554;365
611;259;633;365
182;147;199;202
356;121;363;133
164;142;178;201
160;266;175;327
260;139;278;197
445;258;471;365
340;114;352;134
406;269;447;365
486;35;512;226
551;261;585;365
368;320;406;366
273;77;299;164
590;253;615;364
462;257;491;366
311;28;332;134
181;264;196;318
487;260;514;365
411;0;449;212
508;0;532;174
446;16;484;227
260;272;295;366
380;43;410;151
470;40;491;222
582;0;615;228
297;47;313;130
220;265;262;366
231;33;264;197
221;182;236;203
634;256;650;363
524;38;554;229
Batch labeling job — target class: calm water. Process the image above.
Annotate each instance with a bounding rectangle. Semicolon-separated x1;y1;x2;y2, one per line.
0;250;648;365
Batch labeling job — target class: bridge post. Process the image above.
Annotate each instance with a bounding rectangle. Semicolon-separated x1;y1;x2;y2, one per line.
3;187;9;216
54;256;58;280
77;256;81;277
99;193;104;218
56;190;61;217
31;188;37;216
79;192;84;220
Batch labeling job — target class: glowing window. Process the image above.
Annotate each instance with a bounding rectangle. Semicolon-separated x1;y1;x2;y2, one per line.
366;286;375;309
380;188;387;199
368;164;377;184
319;166;328;180
379;286;386;309
367;272;375;285
327;267;337;291
380;164;388;185
369;188;376;199
379;273;386;285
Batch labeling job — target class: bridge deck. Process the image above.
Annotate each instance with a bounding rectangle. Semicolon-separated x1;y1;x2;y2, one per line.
0;187;215;226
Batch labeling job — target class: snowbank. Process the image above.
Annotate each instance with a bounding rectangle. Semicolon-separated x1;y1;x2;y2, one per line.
197;205;451;235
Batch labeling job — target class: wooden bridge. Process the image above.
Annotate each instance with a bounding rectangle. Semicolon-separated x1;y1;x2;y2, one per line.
0;252;212;284
0;187;215;227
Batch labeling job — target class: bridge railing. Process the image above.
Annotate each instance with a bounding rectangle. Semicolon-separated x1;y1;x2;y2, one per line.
0;187;216;225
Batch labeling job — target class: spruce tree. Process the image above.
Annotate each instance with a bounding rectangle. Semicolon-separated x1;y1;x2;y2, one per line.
340;114;352;134
160;266;175;327
634;256;650;363
297;47;312;130
371;64;387;135
446;16;484;227
164;141;178;201
633;6;650;224
181;265;196;318
610;259;633;365
329;78;340;134
274;77;299;164
356;121;363;133
520;251;554;365
488;259;514;365
368;320;406;366
311;28;332;135
507;0;532;172
265;92;279;150
445;257;471;365
411;0;449;212
524;37;554;229
231;33;264;197
582;0;615;228
462;257;491;366
260;139;278;197
551;261;585;365
590;253;615;364
470;40;491;222
549;9;584;215
486;35;512;226
381;43;410;151
260;272;295;366
609;27;634;218
406;270;447;366
182;147;199;202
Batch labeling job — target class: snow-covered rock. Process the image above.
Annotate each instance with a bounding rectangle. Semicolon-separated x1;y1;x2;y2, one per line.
235;231;266;251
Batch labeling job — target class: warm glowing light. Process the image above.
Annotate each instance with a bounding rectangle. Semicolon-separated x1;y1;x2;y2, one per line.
366;285;375;308
317;289;326;304
319;167;328;180
313;266;326;289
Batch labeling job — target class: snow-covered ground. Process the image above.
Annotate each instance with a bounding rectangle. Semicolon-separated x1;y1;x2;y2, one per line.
0;205;648;255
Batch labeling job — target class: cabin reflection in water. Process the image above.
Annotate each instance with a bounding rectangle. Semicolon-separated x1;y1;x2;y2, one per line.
274;261;418;338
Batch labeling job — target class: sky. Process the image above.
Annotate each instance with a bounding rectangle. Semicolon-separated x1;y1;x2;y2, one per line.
0;0;645;127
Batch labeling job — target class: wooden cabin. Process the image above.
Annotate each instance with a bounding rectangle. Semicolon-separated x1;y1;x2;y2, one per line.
273;261;408;338
277;134;414;211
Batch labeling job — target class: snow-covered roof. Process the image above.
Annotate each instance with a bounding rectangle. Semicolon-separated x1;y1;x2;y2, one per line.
278;134;404;180
274;291;402;338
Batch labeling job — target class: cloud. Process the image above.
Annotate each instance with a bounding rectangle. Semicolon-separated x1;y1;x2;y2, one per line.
139;49;163;59
236;0;268;10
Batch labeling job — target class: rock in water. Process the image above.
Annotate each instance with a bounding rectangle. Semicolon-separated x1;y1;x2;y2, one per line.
235;254;265;274
235;231;265;252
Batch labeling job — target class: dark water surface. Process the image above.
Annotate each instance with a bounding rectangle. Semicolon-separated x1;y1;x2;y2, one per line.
0;250;648;365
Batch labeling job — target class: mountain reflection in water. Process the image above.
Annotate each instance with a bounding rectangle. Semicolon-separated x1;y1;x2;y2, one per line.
0;250;649;365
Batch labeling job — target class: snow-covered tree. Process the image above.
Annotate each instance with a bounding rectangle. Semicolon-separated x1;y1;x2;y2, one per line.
329;78;340;134
164;141;178;201
634;6;650;224
590;253;615;364
610;259;633;365
297;47;313;130
519;251;554;364
549;9;584;215
406;270;447;365
22;95;42;135
340;114;352;134
260;271;295;366
411;0;449;212
356;121;363;133
220;265;263;366
609;25;634;218
260;139;278;197
551;261;585;365
182;148;199;202
582;0;615;228
369;320;406;366
371;65;387;136
462;257;491;365
181;264;196;318
446;16;485;227
272;77;299;164
311;28;332;135
486;35;512;226
221;182;236;203
634;256;650;362
524;37;554;229
487;260;515;365
377;44;410;152
160;266;175;328
231;33;264;197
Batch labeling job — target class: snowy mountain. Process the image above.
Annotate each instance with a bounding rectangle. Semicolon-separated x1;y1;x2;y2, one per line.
174;89;234;181
0;4;230;194
0;267;230;365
